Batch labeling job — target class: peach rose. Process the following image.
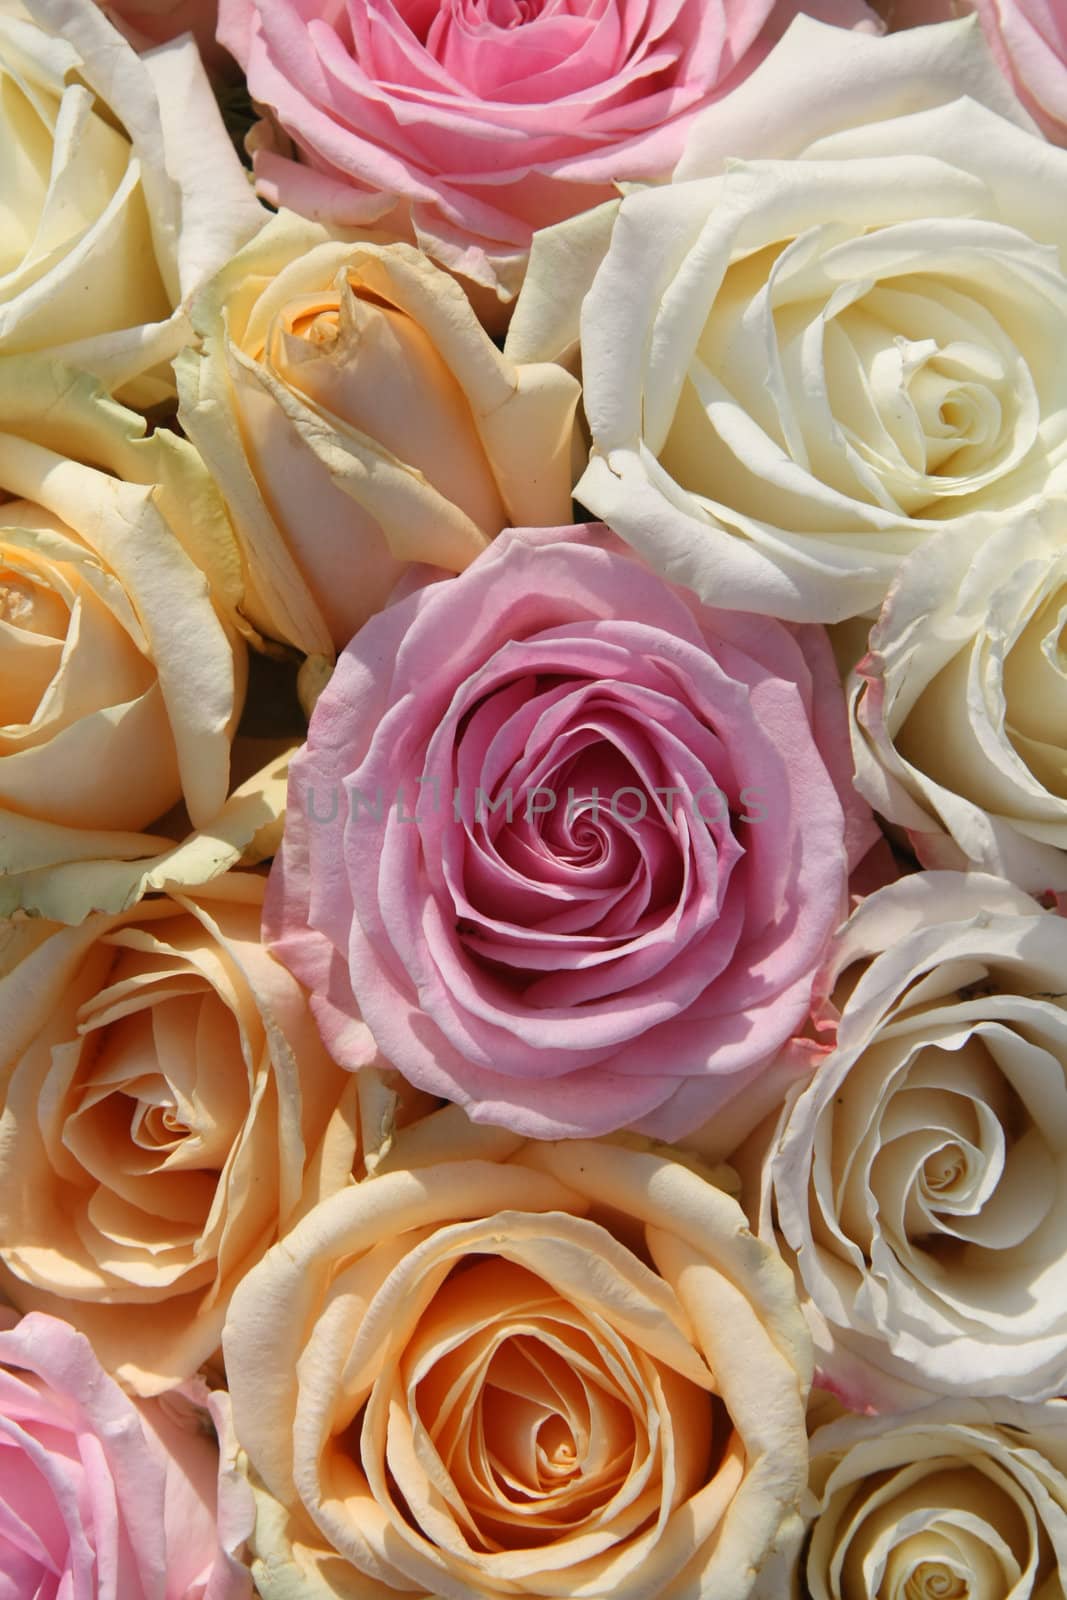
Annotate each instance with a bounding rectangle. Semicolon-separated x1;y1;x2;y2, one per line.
0;870;396;1395
177;214;581;655
223;1111;812;1600
0;358;247;914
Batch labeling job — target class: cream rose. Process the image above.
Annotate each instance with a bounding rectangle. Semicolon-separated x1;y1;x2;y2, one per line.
0;358;247;911
761;871;1067;1410
793;1399;1067;1600
177;214;581;655
850;496;1067;892
223;1111;812;1600
508;16;1067;624
0;869;392;1395
0;0;263;406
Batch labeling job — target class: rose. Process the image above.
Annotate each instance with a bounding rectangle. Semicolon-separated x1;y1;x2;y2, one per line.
177;216;580;656
214;0;877;304
222;1112;812;1600
0;731;291;927
0;0;263;406
0;359;247;909
266;522;875;1140
507;16;1067;624
794;1398;1067;1600
849;498;1067;893
0;870;367;1395
0;1306;250;1599
877;0;1067;144
96;0;232;76
541;14;1067;623
760;870;1067;1410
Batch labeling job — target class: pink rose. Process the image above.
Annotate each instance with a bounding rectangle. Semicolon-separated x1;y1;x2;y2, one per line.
217;0;878;298
266;525;876;1139
878;0;1067;141
0;1307;249;1600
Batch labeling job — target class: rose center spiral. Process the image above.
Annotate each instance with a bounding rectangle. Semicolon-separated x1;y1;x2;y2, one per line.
0;564;69;727
536;1413;579;1480
0;568;67;636
904;1559;969;1600
921;1141;967;1196
482;0;539;26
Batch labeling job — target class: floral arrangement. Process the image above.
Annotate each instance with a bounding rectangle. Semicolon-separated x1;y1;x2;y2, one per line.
2;0;1067;1595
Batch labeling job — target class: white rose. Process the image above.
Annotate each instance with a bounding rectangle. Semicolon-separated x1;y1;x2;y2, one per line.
850;495;1067;892
0;0;264;405
508;17;1067;623
794;1399;1067;1600
761;871;1067;1408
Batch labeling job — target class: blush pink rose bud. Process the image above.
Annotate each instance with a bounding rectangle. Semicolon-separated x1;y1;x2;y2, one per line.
216;0;878;299
877;0;1067;142
0;1307;250;1600
96;0;232;75
265;524;878;1141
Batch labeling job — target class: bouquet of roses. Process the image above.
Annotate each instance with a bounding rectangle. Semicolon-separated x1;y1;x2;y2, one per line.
3;0;1067;1594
